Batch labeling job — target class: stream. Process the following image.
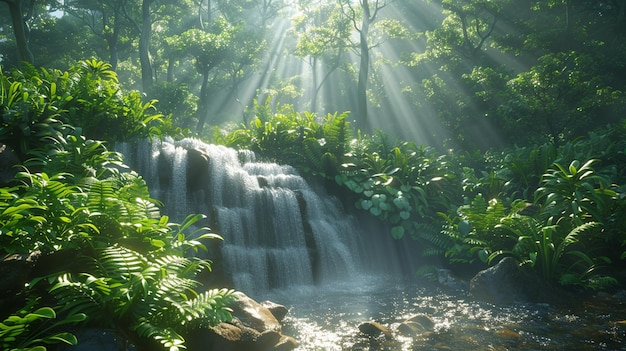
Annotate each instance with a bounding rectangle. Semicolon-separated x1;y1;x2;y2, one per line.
260;277;626;351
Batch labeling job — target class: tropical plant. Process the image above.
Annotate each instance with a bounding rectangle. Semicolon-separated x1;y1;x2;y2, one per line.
1;169;235;350
0;60;168;155
490;215;615;289
50;243;234;351
218;98;352;178
535;159;617;226
1;304;86;351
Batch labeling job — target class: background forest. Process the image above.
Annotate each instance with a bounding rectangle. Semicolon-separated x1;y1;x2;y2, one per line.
3;0;625;148
2;1;626;350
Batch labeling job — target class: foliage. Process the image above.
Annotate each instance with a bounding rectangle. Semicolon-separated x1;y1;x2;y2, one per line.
337;130;460;240
501;52;622;145
50;244;234;351
0;60;168;155
535;159;617;226
491;216;616;289
1;60;234;350
1;304;86;351
0;161;234;349
218;98;352;178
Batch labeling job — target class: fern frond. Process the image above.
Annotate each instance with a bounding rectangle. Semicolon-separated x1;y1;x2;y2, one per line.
96;245;148;278
50;273;107;320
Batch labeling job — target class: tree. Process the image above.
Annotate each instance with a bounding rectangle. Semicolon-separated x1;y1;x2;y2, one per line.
1;0;34;64
339;0;387;126
501;51;622;145
174;19;233;131
63;0;140;70
139;0;154;91
292;2;352;111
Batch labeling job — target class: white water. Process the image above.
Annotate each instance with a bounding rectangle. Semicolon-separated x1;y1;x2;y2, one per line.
117;138;402;295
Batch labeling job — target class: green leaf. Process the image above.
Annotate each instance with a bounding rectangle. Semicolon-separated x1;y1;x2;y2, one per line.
391;226;405;240
360;200;373;210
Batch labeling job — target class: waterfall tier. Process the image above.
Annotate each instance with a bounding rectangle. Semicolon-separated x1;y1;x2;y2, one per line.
118;138;412;295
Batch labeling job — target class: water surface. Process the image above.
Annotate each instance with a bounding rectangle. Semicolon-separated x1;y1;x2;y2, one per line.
261;278;626;351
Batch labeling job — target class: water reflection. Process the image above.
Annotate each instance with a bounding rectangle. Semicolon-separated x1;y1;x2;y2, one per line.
259;277;626;351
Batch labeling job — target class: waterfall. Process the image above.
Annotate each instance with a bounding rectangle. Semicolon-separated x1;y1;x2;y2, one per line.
118;138;411;295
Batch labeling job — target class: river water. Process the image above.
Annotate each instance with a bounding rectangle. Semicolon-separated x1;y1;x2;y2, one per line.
259;277;626;351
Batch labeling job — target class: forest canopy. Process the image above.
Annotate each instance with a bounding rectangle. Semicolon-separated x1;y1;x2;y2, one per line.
2;0;624;149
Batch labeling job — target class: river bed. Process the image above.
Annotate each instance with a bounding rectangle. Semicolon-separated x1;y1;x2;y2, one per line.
258;277;626;351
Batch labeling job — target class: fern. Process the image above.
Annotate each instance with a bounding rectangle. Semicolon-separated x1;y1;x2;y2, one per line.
50;244;234;351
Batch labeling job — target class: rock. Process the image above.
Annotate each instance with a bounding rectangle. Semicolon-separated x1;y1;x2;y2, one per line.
397;321;427;337
255;330;282;349
397;314;435;337
261;300;289;322
230;291;282;332
186;148;210;192
271;335;299;351
257;176;269;188
470;257;561;304
0;143;20;186
358;321;392;338
436;268;469;291
187;292;297;351
495;328;522;340
187;322;250;351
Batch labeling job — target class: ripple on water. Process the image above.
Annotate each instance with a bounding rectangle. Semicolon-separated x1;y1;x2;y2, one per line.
258;278;626;351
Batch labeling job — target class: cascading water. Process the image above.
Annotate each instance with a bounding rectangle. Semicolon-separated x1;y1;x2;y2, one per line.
118;137;399;295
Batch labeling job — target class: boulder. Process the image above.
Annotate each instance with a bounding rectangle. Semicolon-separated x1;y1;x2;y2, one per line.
186;292;297;351
358;321;392;339
230;291;282;333
186;321;253;351
436;268;469;291
469;257;560;304
186;148;210;192
261;300;289;322
272;335;299;351
397;314;435;337
397;321;427;337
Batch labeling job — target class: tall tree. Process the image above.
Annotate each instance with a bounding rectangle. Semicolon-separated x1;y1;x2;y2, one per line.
173;19;233;131
1;0;34;64
63;0;139;70
139;0;154;91
339;0;387;126
292;2;351;111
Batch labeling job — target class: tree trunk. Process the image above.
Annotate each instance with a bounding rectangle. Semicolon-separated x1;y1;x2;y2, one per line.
4;0;34;64
167;57;175;83
196;70;211;132
357;0;370;125
140;0;154;92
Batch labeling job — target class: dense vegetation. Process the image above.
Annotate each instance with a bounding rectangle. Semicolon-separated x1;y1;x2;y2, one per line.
2;1;625;144
0;61;232;351
217;99;626;289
